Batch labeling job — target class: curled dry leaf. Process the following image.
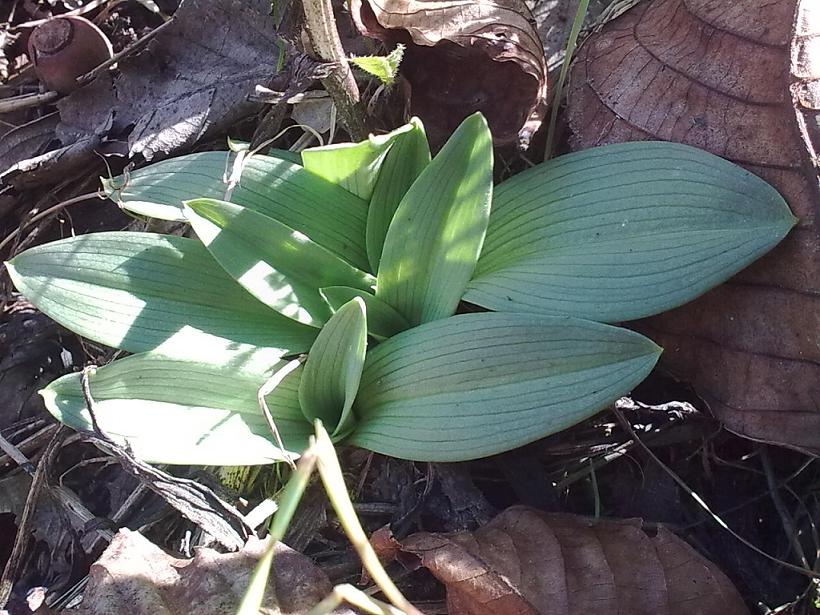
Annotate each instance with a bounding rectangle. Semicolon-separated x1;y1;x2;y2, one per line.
566;0;820;452
350;0;549;148
71;529;340;615
402;506;749;615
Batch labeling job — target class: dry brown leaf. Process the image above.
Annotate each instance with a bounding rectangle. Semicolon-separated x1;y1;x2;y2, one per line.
1;0;298;188
402;506;749;615
350;0;549;148
566;0;820;452
72;529;338;615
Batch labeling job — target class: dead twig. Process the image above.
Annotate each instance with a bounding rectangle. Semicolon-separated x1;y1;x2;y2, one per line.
301;0;367;139
257;357;306;470
0;91;59;115
0;191;103;256
0;426;68;608
760;446;812;571
612;407;820;580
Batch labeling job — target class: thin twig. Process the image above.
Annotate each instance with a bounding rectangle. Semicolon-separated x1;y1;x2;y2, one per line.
613;408;820;579
760;446;812;570
0;91;59;114
0;427;67;608
0;433;35;475
0;191;103;256
81;365;104;435
257;357;305;470
77;17;175;87
12;0;111;29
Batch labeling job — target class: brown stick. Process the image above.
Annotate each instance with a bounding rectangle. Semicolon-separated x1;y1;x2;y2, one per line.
301;0;367;139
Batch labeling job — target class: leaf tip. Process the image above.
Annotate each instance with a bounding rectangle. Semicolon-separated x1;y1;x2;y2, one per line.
352;295;367;314
4;260;21;287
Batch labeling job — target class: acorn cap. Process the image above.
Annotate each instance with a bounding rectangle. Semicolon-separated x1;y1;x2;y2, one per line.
28;15;113;94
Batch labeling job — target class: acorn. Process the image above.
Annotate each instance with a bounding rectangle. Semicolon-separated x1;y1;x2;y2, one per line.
27;15;113;94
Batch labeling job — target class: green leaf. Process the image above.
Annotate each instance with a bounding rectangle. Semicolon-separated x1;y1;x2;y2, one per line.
366;117;430;272
465;142;797;322
184;199;376;327
102;151;369;271
351;312;661;461
298;298;367;439
6;232;316;367
321;286;410;340
301;122;415;201
350;44;405;86
42;353;311;465
376;112;493;325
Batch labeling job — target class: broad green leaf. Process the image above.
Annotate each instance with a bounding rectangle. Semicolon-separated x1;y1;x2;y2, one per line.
301;122;415;201
6;232;316;367
321;286;410;340
102;151;369;271
464;142;797;322
376;112;493;325
351;312;661;461
298;298;367;440
184;199;376;327
350;44;405;86
366;117;430;272
42;353;311;465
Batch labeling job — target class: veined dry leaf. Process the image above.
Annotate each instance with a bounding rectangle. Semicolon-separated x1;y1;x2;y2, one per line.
350;0;549;148
71;529;346;615
402;506;749;615
566;0;820;452
2;0;308;189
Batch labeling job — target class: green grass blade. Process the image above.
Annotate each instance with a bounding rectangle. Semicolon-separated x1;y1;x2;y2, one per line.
185;199;376;328
42;353;311;465
298;298;367;439
465;142;797;322
6;232;316;367
376;112;493;325
351;312;661;461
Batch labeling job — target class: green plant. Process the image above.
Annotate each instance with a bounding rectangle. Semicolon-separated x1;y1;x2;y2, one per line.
6;113;795;464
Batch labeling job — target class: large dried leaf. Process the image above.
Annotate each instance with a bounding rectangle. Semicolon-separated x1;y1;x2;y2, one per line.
350;0;549;148
55;0;289;162
566;0;820;452
402;506;749;614
71;529;341;615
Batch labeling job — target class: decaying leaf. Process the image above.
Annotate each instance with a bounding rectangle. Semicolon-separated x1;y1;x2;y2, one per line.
350;0;549;148
57;0;286;162
566;0;820;452
1;0;309;188
71;529;338;615
402;506;749;614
